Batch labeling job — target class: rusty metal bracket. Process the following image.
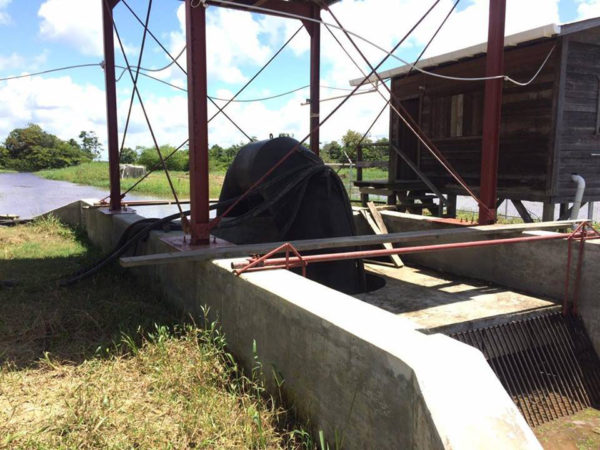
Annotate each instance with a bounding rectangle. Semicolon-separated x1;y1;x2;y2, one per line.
233;243;307;277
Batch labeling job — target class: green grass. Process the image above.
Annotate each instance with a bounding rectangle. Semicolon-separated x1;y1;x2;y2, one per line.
0;217;310;448
0;168;16;173
38;162;226;199
37;162;388;203
336;167;387;181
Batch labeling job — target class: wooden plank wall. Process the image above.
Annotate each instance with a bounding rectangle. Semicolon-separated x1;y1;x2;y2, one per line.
555;28;600;201
391;39;559;196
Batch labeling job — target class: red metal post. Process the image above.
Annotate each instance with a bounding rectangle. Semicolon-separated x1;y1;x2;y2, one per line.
186;0;210;244
102;0;121;211
478;0;506;225
309;5;321;155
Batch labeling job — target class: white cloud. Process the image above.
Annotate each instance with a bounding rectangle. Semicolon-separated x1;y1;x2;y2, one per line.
159;4;291;87
413;0;560;57
1;0;568;163
38;0;103;57
37;0;138;58
0;0;12;25
0;76;106;147
0;51;49;74
576;0;600;19
0;52;24;71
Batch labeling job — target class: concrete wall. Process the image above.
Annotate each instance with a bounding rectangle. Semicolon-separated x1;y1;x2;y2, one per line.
377;211;600;355
45;202;541;449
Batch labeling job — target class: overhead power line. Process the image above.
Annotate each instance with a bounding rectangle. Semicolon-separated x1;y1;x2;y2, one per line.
204;0;556;87
0;63;101;82
0;61;371;103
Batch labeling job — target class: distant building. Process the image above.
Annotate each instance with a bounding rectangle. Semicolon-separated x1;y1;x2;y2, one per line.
351;18;600;221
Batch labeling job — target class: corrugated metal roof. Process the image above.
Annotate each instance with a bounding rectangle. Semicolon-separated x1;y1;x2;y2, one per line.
349;23;561;86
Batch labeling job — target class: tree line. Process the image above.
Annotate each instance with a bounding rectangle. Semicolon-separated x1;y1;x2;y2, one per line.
0;124;102;171
0;123;389;172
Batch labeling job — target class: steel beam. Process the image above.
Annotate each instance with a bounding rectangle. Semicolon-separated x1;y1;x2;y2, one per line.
205;0;312;20
478;0;506;224
309;5;321;155
186;0;210;244
102;0;121;211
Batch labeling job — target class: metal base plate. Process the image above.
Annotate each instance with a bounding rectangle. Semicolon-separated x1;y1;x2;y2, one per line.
98;207;137;215
160;234;233;252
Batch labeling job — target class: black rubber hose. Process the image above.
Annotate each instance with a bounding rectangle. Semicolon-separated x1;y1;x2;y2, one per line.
58;162;328;286
58;210;191;286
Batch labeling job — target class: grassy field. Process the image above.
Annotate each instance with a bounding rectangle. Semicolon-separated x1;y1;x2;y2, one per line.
0;168;16;173
38;162;226;199
37;161;388;203
0;217;309;448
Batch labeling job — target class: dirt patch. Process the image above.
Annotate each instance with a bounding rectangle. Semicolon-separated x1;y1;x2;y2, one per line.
535;408;600;450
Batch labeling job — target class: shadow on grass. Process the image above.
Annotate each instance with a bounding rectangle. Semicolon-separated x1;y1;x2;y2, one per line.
0;230;180;369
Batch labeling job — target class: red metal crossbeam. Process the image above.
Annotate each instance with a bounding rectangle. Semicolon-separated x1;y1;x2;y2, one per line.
234;243;307;276
233;223;600;313
232;230;579;270
205;0;313;20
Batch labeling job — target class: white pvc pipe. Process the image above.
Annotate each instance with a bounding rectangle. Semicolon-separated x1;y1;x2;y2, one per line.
570;174;586;220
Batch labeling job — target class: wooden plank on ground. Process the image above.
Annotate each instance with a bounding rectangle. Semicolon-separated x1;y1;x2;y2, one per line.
120;220;578;268
366;202;403;267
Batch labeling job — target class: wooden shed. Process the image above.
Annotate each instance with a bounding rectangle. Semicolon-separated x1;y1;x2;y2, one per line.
351;19;600;221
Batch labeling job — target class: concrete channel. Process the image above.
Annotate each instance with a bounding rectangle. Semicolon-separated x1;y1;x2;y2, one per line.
46;199;600;449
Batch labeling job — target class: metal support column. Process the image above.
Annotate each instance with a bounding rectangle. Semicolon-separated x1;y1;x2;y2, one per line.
102;0;121;211
542;202;555;222
186;0;210;244
478;0;506;224
309;5;321;155
447;193;457;218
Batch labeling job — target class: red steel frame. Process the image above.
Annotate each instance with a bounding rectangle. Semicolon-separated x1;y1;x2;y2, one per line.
232;221;600;317
479;0;507;224
100;0;322;241
101;0;510;239
185;0;321;243
230;231;579;271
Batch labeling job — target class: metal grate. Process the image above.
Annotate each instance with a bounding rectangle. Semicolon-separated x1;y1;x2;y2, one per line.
451;312;600;427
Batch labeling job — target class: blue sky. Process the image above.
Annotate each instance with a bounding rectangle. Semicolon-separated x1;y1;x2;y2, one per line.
0;0;597;157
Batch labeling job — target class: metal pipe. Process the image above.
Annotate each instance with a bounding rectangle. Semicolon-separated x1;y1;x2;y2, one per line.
102;0;121;212
186;0;210;244
231;231;588;270
570;174;586;220
588;202;594;221
478;0;506;224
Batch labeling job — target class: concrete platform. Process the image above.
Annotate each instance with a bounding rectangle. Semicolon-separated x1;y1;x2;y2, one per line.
356;263;558;332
